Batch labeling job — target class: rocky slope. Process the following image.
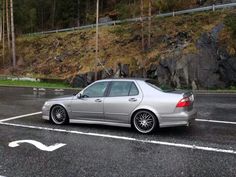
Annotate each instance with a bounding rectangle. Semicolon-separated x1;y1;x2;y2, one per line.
0;9;236;89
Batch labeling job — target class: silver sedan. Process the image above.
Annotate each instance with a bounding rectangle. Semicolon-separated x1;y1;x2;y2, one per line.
42;79;197;134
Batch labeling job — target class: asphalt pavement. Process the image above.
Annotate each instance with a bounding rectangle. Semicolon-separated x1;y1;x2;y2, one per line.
0;87;236;177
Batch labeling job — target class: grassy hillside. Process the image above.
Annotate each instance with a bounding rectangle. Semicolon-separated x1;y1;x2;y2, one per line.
0;9;235;79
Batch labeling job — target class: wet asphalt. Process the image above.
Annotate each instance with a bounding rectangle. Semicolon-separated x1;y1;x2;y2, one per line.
0;87;236;177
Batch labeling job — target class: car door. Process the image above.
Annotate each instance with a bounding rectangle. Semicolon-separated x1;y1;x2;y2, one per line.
104;81;142;124
70;81;109;120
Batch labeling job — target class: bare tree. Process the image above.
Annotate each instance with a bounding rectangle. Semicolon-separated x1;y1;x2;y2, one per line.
148;0;152;49
2;0;5;67
10;0;16;68
133;0;136;17
77;0;80;26
0;3;2;42
141;0;144;52
95;0;99;80
6;0;10;51
51;0;56;29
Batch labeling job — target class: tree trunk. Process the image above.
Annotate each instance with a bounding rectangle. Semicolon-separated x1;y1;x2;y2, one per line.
6;0;10;51
77;0;80;26
141;0;144;52
0;4;2;42
148;0;151;49
85;0;89;25
51;0;56;29
133;0;136;17
2;0;5;67
95;0;99;80
10;0;16;68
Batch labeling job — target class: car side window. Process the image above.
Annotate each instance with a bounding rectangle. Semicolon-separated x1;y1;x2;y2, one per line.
83;82;108;98
129;83;139;96
109;81;132;97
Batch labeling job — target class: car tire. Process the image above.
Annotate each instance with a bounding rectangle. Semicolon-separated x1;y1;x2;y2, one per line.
133;110;158;134
50;105;68;125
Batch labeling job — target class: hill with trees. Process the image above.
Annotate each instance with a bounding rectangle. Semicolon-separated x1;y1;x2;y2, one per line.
0;0;236;89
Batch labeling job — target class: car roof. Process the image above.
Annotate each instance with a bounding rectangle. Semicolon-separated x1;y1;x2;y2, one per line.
96;78;149;82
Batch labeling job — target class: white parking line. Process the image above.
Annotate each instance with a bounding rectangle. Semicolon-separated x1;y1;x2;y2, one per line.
0;112;42;122
0;121;236;155
196;119;236;125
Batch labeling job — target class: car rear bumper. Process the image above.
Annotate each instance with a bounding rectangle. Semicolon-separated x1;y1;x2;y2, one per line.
159;109;197;128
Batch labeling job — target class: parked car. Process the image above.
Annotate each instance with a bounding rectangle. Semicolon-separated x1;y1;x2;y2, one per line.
42;78;197;134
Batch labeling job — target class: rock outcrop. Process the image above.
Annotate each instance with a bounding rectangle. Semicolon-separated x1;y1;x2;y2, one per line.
145;23;236;89
71;23;236;89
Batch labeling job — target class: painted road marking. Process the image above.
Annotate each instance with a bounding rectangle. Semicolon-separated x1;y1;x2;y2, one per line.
9;140;66;152
0;112;42;122
196;119;236;125
1;122;236;155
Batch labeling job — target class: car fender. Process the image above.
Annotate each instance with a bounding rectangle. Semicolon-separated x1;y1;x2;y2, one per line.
49;102;71;117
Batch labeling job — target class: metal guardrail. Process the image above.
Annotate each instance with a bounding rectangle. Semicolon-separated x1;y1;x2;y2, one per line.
24;2;236;36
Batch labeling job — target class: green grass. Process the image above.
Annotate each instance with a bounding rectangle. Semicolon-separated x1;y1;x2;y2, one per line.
0;80;72;89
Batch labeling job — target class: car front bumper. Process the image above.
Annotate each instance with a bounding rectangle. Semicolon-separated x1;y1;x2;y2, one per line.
42;106;50;120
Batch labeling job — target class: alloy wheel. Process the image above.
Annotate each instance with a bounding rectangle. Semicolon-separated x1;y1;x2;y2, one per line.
133;111;157;134
51;105;68;125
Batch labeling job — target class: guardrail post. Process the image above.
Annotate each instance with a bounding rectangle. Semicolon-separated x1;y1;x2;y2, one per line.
213;4;215;11
172;11;175;17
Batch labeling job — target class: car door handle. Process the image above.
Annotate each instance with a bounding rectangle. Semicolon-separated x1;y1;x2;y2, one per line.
129;98;137;102
95;99;102;103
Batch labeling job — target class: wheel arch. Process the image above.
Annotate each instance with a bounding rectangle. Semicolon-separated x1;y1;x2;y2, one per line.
49;104;69;122
130;107;160;128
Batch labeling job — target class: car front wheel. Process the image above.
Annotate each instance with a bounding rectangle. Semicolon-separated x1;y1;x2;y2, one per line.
133;110;157;134
50;105;68;125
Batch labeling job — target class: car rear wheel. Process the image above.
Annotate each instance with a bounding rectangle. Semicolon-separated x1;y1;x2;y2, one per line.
133;110;157;134
51;105;68;125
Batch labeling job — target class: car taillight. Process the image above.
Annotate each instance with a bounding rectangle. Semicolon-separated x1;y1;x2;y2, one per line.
176;97;191;107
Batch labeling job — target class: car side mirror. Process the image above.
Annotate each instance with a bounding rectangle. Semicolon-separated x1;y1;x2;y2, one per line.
77;93;82;99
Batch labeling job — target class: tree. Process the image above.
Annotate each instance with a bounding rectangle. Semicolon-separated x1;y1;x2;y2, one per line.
77;0;80;26
10;0;16;68
141;0;144;52
0;1;2;42
148;0;151;49
2;0;5;67
95;0;99;80
6;0;10;51
51;0;56;29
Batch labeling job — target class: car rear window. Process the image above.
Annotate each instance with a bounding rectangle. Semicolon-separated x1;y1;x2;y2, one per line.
129;83;139;96
145;80;175;92
145;80;163;91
